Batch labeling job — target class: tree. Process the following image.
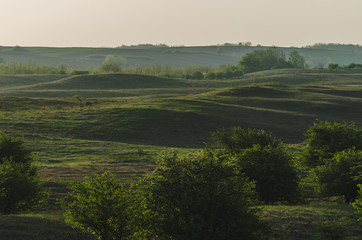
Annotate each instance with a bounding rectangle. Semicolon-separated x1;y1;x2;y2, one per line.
302;120;362;168
57;63;68;74
327;63;339;71
208;127;298;203
238;48;292;73
314;149;362;203
0;132;46;214
288;50;307;69
61;172;138;240
209;127;282;153
191;71;204;80
140;151;268;240
98;62;122;73
236;144;298;203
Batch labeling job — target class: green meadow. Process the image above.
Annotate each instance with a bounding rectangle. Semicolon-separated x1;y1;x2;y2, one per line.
2;68;362;239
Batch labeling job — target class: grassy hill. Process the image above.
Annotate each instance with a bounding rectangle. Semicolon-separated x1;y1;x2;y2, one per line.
2;70;362;166
2;69;362;239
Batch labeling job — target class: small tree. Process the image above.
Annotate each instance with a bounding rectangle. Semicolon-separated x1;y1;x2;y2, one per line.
140;151;268;240
0;132;46;214
191;71;204;80
288;50;307;69
209;127;282;154
302;120;362;168
98;62;122;73
208;127;298;203
61;172;138;240
314;149;362;203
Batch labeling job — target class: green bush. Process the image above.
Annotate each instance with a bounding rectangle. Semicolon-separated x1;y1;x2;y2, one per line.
236;144;298;203
314;149;362;203
0;133;46;214
61;172;140;240
208;127;298;203
0;159;46;214
140;151;268;239
302;120;362;168
353;184;362;220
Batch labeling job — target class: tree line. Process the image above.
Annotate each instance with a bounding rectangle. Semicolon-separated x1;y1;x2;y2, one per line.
2;120;362;239
0;48;307;78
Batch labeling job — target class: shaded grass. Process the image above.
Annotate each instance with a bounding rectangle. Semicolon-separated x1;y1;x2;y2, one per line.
0;211;95;240
263;202;362;239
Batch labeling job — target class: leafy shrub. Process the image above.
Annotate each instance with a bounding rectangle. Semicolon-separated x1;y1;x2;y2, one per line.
140;151;268;239
0;159;46;214
61;172;139;240
98;62;122;73
208;127;298;203
314;149;362;203
236;144;298;203
0;133;46;214
302;120;362;168
69;69;90;75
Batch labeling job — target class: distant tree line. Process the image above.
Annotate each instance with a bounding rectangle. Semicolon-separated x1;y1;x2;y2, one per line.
305;43;362;52
3;48;362;79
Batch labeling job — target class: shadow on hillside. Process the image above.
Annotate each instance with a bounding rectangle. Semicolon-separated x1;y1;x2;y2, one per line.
0;214;95;240
64;106;316;147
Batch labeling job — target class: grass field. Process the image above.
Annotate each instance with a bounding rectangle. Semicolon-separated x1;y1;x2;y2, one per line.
1;69;362;239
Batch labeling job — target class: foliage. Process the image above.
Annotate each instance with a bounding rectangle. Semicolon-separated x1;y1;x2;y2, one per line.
69;69;90;75
236;144;298;203
0;133;46;214
209;127;298;203
209;127;282;153
238;48;292;73
314;149;362;203
140;151;268;240
327;63;340;71
61;172;138;240
0;132;35;167
302;120;362;168
0;159;46;214
288;50;307;69
353;184;362;221
98;62;122;73
0;61;65;75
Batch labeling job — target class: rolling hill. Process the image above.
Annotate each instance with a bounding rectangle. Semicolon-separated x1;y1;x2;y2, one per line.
1;44;362;69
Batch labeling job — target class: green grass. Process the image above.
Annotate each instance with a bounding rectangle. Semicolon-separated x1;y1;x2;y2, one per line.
2;69;362;239
0;211;95;240
263;201;362;239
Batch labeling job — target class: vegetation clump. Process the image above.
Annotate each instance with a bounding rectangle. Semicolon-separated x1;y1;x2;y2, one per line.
208;127;299;203
0;132;46;214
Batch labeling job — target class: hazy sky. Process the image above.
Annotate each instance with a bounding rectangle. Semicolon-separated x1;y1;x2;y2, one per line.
1;0;362;47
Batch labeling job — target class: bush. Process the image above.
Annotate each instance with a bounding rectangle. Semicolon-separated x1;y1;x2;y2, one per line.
353;184;362;220
0;159;46;214
140;151;268;239
314;149;362;203
61;172;140;240
98;62;122;73
236;144;298;203
191;71;204;80
302;120;362;168
209;127;281;153
208;127;298;203
0;133;46;214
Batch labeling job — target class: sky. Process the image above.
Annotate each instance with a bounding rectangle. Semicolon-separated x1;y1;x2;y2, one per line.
1;0;362;48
